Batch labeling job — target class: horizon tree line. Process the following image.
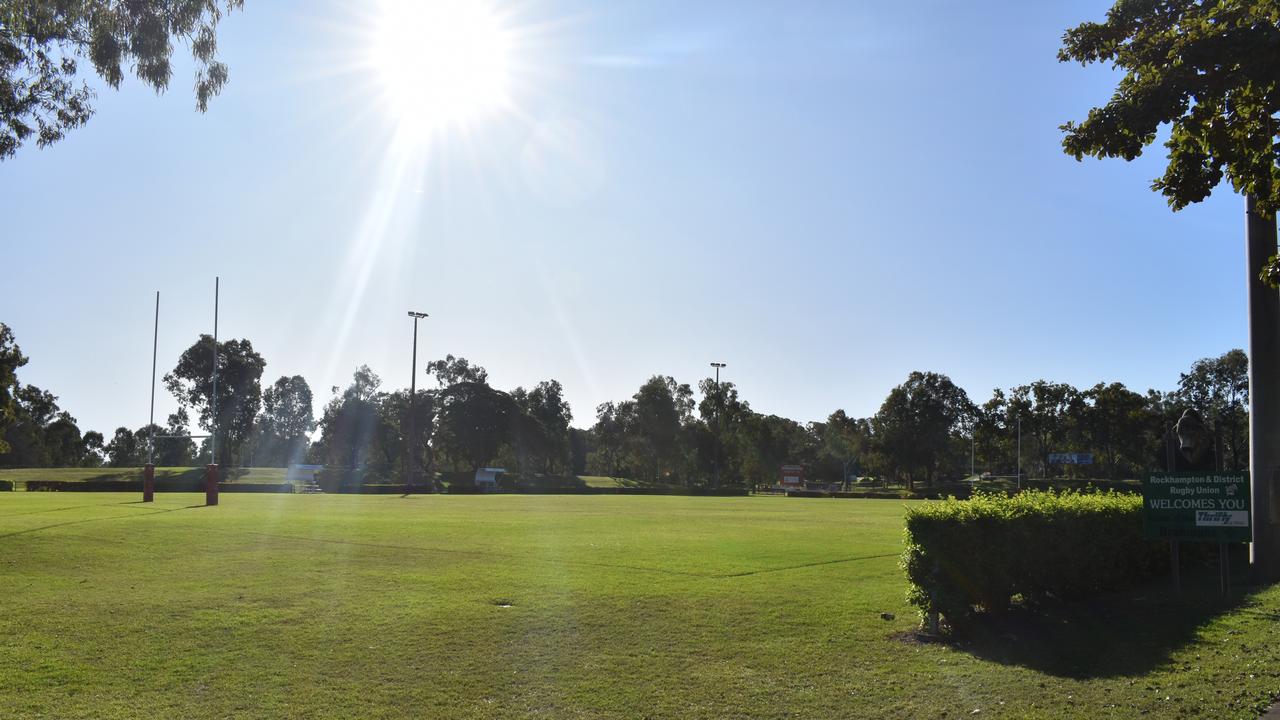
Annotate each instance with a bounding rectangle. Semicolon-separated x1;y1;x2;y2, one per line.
0;322;1249;487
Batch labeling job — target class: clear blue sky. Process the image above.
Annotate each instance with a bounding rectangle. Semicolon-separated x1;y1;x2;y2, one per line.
0;0;1249;437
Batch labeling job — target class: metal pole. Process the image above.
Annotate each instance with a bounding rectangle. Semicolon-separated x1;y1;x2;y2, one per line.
1246;194;1280;581
409;316;418;487
970;432;975;478
1016;417;1022;490
710;362;725;489
149;291;159;464
211;277;219;466
406;312;428;490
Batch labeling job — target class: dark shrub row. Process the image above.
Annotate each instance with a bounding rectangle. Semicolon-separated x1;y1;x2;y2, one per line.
901;490;1163;632
26;479;202;492
25;479;294;493
331;484;414;494
787;486;965;500
220;483;293;493
0;480;13;491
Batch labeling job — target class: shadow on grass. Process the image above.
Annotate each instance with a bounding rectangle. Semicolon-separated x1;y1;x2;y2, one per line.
948;547;1258;679
0;504;205;539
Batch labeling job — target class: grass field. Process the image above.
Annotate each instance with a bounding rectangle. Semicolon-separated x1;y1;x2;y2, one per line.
1;468;618;489
0;467;287;488
3;493;1280;718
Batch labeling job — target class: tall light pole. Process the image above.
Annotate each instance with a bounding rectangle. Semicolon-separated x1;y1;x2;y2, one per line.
710;362;726;488
1016;416;1022;490
407;311;429;489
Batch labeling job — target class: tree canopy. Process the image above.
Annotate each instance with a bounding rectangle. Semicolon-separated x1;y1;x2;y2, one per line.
0;323;28;453
0;0;245;159
1060;0;1280;278
164;334;265;466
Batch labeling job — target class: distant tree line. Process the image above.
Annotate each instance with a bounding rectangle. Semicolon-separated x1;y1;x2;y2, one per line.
0;322;1249;487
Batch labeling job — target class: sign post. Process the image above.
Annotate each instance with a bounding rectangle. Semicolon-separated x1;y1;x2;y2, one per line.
1144;472;1251;595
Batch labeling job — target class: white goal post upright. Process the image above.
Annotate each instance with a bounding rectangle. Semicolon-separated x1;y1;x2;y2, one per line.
208;276;219;506
142;277;221;506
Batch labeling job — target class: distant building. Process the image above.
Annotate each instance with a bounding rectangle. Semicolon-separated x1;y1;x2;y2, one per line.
474;467;505;493
779;464;804;488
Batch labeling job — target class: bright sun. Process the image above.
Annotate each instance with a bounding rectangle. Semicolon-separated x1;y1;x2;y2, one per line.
370;0;513;135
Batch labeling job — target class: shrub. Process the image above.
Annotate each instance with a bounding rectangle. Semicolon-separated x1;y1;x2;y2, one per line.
314;468;391;493
0;480;12;491
218;483;292;493
333;484;409;494
901;490;1163;632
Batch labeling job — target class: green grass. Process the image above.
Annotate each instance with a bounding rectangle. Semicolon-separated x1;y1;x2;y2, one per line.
0;466;288;488
576;475;624;488
2;493;1279;718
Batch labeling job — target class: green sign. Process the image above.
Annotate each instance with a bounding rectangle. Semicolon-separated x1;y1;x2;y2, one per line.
1144;472;1251;542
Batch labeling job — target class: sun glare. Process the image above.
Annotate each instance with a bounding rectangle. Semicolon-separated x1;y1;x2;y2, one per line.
370;0;514;136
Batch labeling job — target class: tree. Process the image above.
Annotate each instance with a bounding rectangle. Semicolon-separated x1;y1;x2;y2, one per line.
510;380;573;474
436;381;513;472
426;354;488;388
1060;1;1280;274
1083;382;1149;480
733;412;813;489
105;426;139;467
590;401;631;478
154;409;196;467
255;375;315;466
81;430;104;466
1;0;246;160
1177;349;1249;470
380;388;435;481
872;371;975;488
0;323;27;454
1061;2;1280;576
627;376;694;484
697;378;750;487
818;409;871;486
164;335;265;467
1008;381;1083;478
312;366;384;471
0;383;55;465
43;411;85;466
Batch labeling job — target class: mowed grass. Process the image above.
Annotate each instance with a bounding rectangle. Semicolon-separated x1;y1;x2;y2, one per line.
2;494;1280;719
0;467;288;487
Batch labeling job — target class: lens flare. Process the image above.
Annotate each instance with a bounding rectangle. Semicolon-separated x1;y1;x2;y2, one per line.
369;0;514;138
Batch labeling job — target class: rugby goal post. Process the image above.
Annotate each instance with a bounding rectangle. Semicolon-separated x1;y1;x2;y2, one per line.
143;278;222;506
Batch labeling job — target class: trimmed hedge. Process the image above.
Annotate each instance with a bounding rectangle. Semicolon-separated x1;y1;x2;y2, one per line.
787;487;962;500
25;479;206;492
24;479;294;493
219;483;293;493
0;480;12;491
901;490;1163;632
333;484;413;494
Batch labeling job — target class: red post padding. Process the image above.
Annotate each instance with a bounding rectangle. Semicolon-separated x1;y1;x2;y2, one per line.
143;463;155;502
205;464;219;506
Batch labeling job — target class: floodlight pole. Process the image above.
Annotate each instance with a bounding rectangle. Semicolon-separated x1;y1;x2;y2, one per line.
407;311;429;490
1016;417;1022;490
710;362;726;489
970;432;975;478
